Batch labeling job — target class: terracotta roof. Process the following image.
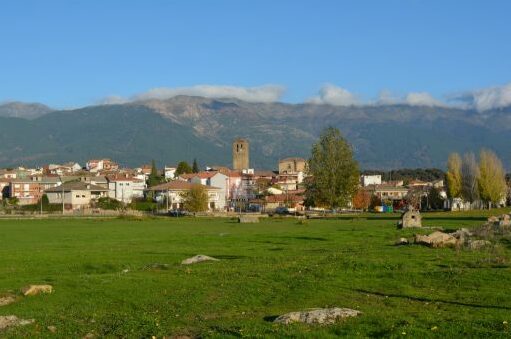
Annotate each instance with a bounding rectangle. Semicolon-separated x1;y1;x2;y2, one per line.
106;174;144;182
147;181;220;191
265;194;304;203
279;157;306;163
254;170;277;177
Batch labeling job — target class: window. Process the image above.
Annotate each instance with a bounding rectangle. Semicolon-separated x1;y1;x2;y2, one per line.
76;195;80;198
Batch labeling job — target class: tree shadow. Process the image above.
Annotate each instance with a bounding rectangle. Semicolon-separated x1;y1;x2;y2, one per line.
263;315;279;322
353;288;511;310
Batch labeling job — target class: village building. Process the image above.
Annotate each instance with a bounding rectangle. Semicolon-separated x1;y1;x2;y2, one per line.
164;166;177;180
277;157;307;191
86;159;119;173
146;181;225;211
361;174;382;187
232;138;250;170
45;162;82;175
106;174;146;203
9;176;61;205
45;181;109;210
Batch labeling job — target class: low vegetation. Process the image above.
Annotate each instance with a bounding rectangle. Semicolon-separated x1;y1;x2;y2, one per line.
1;211;510;337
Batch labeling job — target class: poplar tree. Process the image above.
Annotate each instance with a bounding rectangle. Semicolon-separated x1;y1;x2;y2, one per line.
305;127;359;209
446;153;462;199
478;149;507;208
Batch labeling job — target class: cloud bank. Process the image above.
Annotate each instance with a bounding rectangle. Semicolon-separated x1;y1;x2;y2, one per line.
465;83;511;111
99;84;285;105
307;84;359;106
98;82;511;111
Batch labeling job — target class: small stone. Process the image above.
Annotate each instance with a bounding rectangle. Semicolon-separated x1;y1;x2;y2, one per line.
450;228;472;245
395;238;409;246
468;239;492;250
144;263;169;270
83;332;95;339
273;307;361;325
487;216;499;223
47;325;57;333
0;295;16;307
21;284;53;296
238;215;259;223
181;255;219;265
0;315;35;331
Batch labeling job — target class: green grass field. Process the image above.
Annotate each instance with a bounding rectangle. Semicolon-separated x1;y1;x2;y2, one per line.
1;211;511;338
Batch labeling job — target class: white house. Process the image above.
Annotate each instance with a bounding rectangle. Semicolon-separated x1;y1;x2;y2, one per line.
147;181;225;211
164;166;177;180
361;175;382;187
179;171;229;205
107;174;146;203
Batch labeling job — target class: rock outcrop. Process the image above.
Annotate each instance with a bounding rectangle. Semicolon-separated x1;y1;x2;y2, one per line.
0;315;34;331
181;255;219;265
414;231;458;248
21;285;53;296
274;307;361;325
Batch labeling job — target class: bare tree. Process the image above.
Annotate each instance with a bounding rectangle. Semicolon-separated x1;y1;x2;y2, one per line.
478;149;507;209
461;152;480;206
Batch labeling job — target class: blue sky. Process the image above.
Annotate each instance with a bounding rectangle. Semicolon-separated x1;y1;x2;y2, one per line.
1;0;510;108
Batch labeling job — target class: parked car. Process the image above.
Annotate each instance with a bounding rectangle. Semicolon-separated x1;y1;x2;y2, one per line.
169;210;189;217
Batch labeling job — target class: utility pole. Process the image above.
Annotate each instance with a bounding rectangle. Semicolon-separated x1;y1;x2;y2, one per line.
61;179;65;214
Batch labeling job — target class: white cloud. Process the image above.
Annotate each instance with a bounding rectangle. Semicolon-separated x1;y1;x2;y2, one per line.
97;95;129;105
307;84;359;106
99;84;286;104
469;83;511;111
404;92;445;107
376;90;400;105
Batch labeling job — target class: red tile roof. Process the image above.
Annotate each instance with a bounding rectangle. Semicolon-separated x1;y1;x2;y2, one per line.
147;181;221;191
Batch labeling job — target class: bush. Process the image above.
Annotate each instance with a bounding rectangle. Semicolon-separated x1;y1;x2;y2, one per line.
97;197;124;210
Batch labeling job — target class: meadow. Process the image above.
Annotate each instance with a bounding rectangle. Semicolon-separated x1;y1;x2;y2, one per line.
1;210;511;338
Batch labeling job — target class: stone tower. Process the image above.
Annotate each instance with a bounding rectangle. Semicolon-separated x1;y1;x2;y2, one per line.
232;138;249;170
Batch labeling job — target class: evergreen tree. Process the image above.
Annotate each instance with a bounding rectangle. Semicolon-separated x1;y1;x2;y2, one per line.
147;159;163;187
192;158;199;173
305;127;359;209
175;161;193;177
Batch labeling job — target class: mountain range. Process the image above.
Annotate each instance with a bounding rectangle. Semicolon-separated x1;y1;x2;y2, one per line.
0;97;510;170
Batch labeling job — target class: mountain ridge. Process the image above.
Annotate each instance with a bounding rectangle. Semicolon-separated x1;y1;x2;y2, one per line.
0;96;510;170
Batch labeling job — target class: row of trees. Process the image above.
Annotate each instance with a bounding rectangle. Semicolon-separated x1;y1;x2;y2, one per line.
446;150;507;208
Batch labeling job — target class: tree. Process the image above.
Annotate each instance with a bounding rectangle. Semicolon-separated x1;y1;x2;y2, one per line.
352;188;371;210
446;153;462;199
461;152;480;204
405;187;423;210
181;184;209;212
369;195;382;210
305;127;359;209
427;186;444;210
40;194;50;211
147;159;163;187
478;149;507;208
175;161;192;177
192;158;199;173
